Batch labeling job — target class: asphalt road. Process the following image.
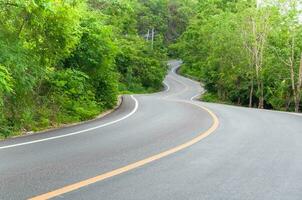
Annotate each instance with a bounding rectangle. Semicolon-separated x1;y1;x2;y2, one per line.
1;60;302;200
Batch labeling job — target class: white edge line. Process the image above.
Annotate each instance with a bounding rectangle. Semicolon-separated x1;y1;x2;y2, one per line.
171;66;178;74
163;81;170;92
172;61;302;116
170;61;200;86
190;94;200;101
0;95;139;150
261;108;302;117
174;62;301;116
165;75;189;99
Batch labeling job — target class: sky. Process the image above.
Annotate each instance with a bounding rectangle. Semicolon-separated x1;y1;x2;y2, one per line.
258;0;302;21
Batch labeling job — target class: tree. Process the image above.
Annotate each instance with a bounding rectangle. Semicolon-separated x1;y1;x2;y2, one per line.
64;11;118;108
268;0;302;111
239;5;275;108
176;0;302;112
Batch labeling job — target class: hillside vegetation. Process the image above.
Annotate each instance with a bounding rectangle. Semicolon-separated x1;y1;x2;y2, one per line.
2;0;300;138
0;0;196;138
175;0;302;112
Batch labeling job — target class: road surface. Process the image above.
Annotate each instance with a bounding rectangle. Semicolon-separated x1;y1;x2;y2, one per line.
1;61;302;200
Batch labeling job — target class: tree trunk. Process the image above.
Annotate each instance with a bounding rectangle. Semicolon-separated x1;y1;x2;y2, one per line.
249;79;254;107
295;53;302;112
258;80;264;109
289;56;298;112
294;97;300;112
237;97;241;105
285;93;291;111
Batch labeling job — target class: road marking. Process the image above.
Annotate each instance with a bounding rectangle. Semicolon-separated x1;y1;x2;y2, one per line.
163;75;189;99
171;63;198;84
258;108;302;117
163;81;170;92
190;94;200;101
29;102;219;200
0;95;139;150
190;90;206;101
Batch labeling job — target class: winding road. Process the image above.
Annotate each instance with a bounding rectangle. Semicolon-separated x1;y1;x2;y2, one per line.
1;60;302;200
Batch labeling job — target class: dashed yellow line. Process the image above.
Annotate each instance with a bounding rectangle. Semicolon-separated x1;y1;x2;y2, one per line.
29;102;219;200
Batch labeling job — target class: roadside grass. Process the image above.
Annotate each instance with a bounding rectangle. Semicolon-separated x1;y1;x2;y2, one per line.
0;83;166;141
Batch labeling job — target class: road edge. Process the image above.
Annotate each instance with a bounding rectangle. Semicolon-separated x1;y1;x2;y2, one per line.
0;95;123;141
28;99;219;200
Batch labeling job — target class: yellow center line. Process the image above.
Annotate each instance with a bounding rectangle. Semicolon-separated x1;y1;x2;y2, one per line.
29;102;219;200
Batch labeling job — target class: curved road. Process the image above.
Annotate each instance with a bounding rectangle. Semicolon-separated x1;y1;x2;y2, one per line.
1;61;302;200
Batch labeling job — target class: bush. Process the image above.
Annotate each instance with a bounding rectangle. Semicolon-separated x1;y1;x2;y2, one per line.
201;92;220;103
116;36;167;93
63;12;119;108
45;68;100;122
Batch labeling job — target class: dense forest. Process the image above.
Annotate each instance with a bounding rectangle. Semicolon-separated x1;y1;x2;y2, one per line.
176;0;302;112
0;0;196;138
1;0;301;138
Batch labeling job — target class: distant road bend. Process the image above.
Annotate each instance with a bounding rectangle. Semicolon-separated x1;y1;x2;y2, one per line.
1;60;302;200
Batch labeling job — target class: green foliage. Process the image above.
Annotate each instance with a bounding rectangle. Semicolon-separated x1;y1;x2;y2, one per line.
0;0;86;138
177;0;302;112
1;0;188;138
0;65;13;138
202;92;221;103
88;0;169;93
136;0;197;47
45;68;100;121
116;36;166;93
0;64;13;98
64;11;118;108
137;0;169;38
89;0;138;35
